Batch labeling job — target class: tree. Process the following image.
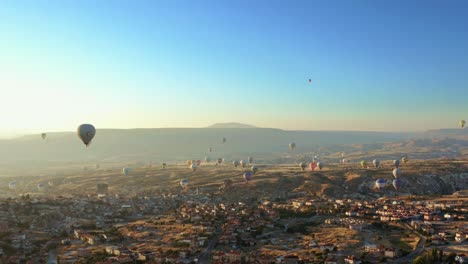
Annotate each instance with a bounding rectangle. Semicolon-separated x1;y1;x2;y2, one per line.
413;256;426;264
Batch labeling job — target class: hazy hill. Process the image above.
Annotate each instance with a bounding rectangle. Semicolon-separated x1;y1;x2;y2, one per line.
0;126;417;166
206;122;257;128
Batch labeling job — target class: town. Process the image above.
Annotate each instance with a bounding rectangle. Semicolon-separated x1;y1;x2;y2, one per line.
0;184;466;264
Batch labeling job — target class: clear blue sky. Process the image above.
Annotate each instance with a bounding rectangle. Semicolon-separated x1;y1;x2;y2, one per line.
1;0;467;135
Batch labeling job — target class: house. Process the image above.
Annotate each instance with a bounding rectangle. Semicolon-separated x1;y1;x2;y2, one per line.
320;243;335;252
344;255;362;264
384;248;398;258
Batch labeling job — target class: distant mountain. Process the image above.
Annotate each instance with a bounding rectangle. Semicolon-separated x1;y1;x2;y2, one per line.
0;128;417;167
206;123;257;129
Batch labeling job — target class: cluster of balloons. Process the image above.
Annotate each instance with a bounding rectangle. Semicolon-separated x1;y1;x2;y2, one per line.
460;120;466;128
375;156;405;191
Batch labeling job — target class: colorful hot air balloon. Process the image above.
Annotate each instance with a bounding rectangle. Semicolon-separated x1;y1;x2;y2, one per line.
180;179;189;188
300;162;307;171
402;156;408;164
289;143;296;150
375;179;386;190
392;168;401;178
41;133;47;140
243;171;252;182
393;160;400;168
251;166;258;174
37;183;46;192
373;159;380;168
248;157;253;164
233;160;240;168
317;162;324;170
393;178;402;191
122;167;131;176
460;120;466;128
240;160;246;168
77;124;96;147
217;158;223;164
361;160;368;168
309;162;317;171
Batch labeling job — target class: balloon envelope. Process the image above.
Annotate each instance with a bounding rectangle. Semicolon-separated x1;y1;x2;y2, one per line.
122;167;131;176
289;143;296;150
373;159;380;168
393;168;401;178
41;133;47;140
361;160;368;168
243;172;252;182
460;120;466;128
77;124;96;147
251;166;258;174
317;162;324;170
180;179;189;188
375;179;386;189
393;178;402;191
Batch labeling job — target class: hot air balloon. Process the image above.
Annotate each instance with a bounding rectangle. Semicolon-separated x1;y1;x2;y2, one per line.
205;157;211;163
309;162;317;171
300;162;307;171
41;133;47;140
190;163;197;172
122;167;131;176
373;159;380;168
402;156;408;164
208;147;213;152
460;120;466;128
393;160;400;168
393;178;402;191
289;143;296;150
180;179;189;188
233;160;240;168
8;181;16;190
251;166;258;174
77;124;96;147
162;163;167;169
240;160;246;168
37;183;46;192
361;160;368;168
217;158;223;164
196;160;201;167
248;157;253;164
317;162;324;170
375;179;386;190
222;137;226;143
392;168;401;178
243;171;252;182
